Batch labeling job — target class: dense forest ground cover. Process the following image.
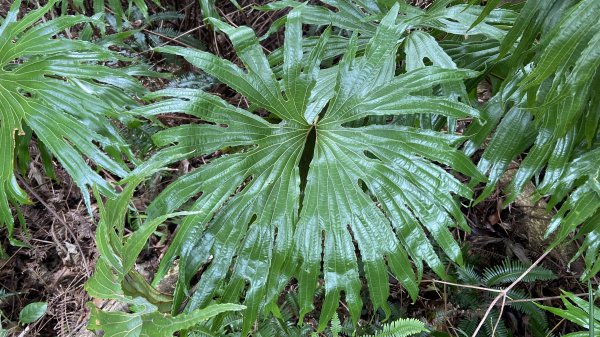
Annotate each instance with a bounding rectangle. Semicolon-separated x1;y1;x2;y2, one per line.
0;0;599;336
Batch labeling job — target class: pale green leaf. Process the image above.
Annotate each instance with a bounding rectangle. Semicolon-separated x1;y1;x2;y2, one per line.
19;302;47;324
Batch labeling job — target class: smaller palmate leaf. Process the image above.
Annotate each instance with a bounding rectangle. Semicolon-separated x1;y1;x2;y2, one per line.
61;0;162;30
87;298;244;337
84;180;243;337
519;0;600;89
467;0;600;208
261;0;516;76
0;0;143;245
136;5;483;334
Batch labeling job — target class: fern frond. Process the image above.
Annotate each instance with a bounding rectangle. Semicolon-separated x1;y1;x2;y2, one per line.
482;259;555;286
362;318;427;337
507;289;549;337
482;310;509;337
457;265;482;285
149;11;183;22
167;72;215;90
331;314;342;337
151;26;205;49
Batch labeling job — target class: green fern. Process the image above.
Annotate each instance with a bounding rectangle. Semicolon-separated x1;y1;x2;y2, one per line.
507;289;550;337
456;265;481;285
331;313;342;337
362;318;427;337
454;260;554;337
482;259;556;286
458;308;509;337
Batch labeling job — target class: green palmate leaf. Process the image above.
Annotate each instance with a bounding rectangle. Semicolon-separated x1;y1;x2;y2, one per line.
0;0;143;247
261;0;514;41
133;6;483;334
261;0;516;76
465;0;600;256
403;31;470;131
18;302;47;324
467;0;503;31
440;37;501;72
473;105;535;203
544;146;600;280
520;0;600;89
88;300;245;337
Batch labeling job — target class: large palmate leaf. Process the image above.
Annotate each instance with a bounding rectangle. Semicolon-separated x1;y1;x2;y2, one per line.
132;5;483;333
0;0;143;249
261;0;516;41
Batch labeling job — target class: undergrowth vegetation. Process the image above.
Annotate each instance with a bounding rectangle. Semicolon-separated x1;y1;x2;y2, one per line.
0;0;599;336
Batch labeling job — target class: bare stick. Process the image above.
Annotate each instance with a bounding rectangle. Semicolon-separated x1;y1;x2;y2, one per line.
16;174;91;275
471;249;551;337
423;279;503;293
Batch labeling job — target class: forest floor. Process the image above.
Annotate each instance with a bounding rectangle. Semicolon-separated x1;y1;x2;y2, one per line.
0;1;589;336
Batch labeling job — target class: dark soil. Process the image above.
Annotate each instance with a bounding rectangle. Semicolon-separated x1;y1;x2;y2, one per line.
1;163;96;336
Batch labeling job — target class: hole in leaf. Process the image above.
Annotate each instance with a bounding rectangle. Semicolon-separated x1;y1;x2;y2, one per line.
316;102;329;123
363;150;379;160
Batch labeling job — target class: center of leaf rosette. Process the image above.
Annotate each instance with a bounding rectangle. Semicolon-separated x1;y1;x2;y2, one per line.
299;124;317;195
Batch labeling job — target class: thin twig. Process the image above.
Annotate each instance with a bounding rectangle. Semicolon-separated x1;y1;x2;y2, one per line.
16;174;90;275
423;279;503;293
471;249;552;337
144;23;208;52
506;293;588;303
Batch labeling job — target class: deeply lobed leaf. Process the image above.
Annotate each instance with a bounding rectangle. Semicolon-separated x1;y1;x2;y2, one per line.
0;0;145;248
133;5;484;333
